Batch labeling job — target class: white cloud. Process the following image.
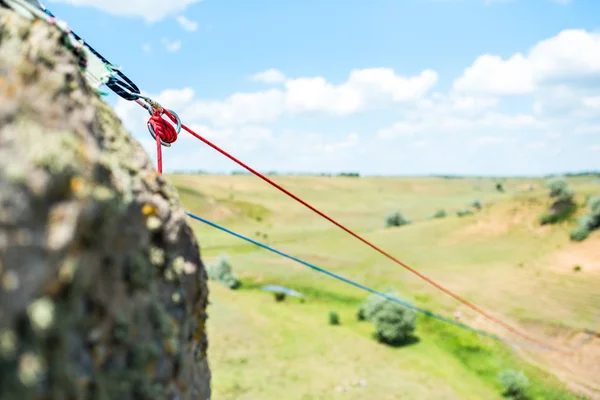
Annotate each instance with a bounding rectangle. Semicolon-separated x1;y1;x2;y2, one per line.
131;68;438;127
527;141;548;149
378;110;539;140
574;124;600;135
142;43;151;53
411;140;430;149
284;76;364;115
271;131;361;158
378;121;425;139
472;136;507;148
161;38;182;52
589;145;600;152
582;96;600;110
453;53;533;94
176;15;198;32
320;133;359;154
454;29;600;95
46;0;202;22
251;69;286;84
181;89;286;126
284;68;438;116
378;88;538;140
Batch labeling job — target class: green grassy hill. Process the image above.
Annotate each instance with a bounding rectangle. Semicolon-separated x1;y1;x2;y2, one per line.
169;174;600;399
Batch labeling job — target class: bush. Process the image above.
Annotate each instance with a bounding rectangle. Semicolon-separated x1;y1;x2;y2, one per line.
573;265;582;272
589;195;600;216
274;292;286;302
385;211;411;228
358;290;417;346
457;209;473;217
546;177;574;200
570;225;590;242
498;369;529;399
471;200;482;210
207;255;240;289
433;209;447;219
496;183;504;193
569;195;600;241
329;311;340;325
540;177;576;225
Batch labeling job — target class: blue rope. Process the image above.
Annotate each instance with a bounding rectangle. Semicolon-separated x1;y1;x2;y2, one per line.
186;212;550;351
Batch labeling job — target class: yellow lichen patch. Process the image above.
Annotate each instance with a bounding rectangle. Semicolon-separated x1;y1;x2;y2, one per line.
1;78;17;98
69;176;85;196
142;203;158;216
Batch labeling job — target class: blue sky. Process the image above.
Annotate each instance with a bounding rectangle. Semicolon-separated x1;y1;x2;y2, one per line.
43;0;600;175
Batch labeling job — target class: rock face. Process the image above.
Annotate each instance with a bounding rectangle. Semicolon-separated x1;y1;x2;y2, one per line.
0;4;210;399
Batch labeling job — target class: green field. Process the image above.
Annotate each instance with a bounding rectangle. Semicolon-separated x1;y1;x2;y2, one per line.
169;174;600;399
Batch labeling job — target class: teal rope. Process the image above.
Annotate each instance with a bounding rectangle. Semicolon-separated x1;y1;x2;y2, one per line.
186;212;549;351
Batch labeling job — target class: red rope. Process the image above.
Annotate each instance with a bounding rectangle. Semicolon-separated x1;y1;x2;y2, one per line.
156;109;558;352
148;109;178;173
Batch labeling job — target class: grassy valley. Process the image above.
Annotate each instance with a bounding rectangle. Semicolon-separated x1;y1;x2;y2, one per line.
169;174;600;399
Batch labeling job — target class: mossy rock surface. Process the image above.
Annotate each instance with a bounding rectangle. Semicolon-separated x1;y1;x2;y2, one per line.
0;4;210;399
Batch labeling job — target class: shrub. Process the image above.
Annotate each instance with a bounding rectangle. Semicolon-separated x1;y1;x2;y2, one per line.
358;290;417;346
569;195;600;241
498;369;529;399
385;211;411;228
356;305;368;321
457;209;473;217
274;292;286;302
207;255;240;289
471;200;482;210
589;195;600;216
329;311;340;325
433;209;447;219
546;177;574;200
540;177;576;225
570;225;590;242
573;265;582;272
496;183;504;193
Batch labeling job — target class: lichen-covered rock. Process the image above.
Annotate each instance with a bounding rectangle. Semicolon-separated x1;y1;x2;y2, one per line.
0;4;210;399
